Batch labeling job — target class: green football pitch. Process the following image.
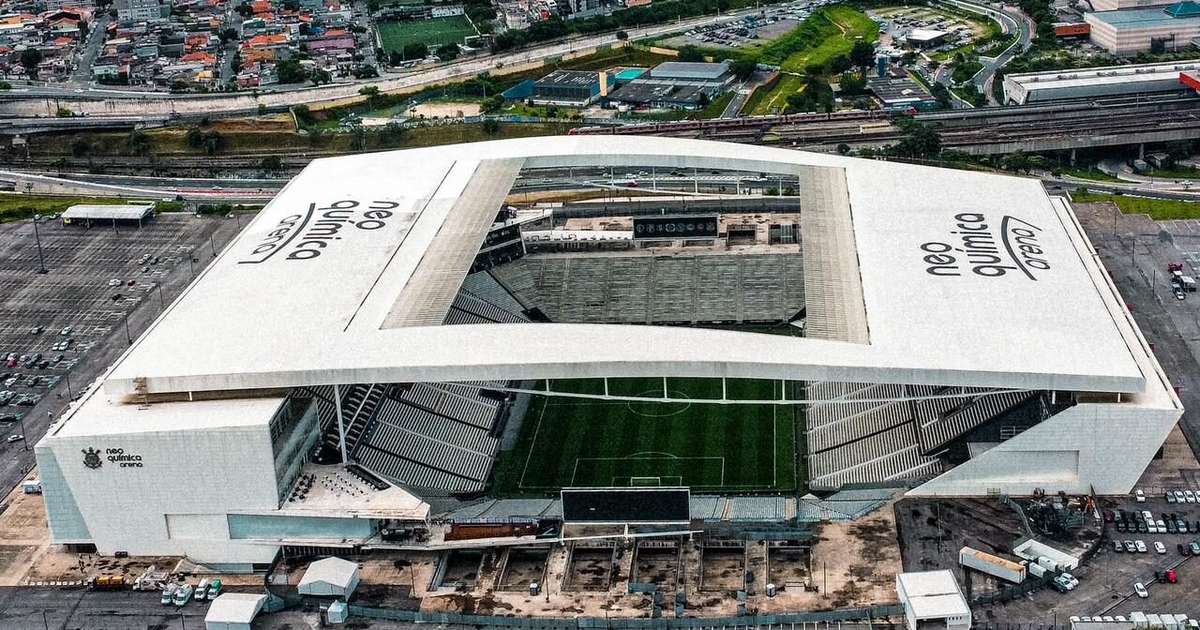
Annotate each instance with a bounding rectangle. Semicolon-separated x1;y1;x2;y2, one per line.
377;16;477;52
491;378;801;494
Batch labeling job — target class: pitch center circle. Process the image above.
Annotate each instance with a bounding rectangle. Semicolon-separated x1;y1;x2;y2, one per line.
625;389;692;417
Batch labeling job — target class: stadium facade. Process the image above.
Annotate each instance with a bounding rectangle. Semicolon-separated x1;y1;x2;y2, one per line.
35;136;1180;569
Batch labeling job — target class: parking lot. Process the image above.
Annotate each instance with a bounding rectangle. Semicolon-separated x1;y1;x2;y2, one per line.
0;213;245;493
658;0;833;51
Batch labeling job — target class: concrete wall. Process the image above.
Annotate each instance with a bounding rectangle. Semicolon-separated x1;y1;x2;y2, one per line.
908;402;1180;496
38;422;282;565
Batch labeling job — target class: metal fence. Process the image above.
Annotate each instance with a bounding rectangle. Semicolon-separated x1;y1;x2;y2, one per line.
347;604;906;629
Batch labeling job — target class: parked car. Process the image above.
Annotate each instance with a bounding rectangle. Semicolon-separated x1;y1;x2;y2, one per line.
1187;490;1197;503
160;583;176;605
1136;540;1148;553
1175;490;1187;503
6;434;23;443
1155;541;1167;554
1124;540;1137;553
1180;543;1188;556
1134;582;1149;598
1190;541;1200;555
1114;540;1124;552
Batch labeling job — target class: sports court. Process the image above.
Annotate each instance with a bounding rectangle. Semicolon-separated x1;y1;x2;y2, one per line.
497;377;801;494
377;16;477;52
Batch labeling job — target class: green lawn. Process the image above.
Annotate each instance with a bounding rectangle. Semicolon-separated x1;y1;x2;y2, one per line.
745;5;878;115
1061;167;1122;182
1072;190;1200;220
377;15;477;52
492;378;800;494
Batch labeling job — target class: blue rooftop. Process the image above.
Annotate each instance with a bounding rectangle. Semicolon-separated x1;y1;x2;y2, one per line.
1166;1;1200;16
1089;2;1200;27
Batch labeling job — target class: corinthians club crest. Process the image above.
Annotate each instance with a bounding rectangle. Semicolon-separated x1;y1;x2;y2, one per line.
82;447;102;470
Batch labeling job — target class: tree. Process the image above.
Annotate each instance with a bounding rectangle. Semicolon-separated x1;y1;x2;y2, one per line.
276;58;306;83
219;27;238;43
836;143;851;155
20;48;42;79
697;91;710;108
126;130;151;156
730;58;756;81
849;40;875;71
185;127;205;149
260;155;283;171
677;45;705;62
480;94;505;114
402;42;429;61
481;118;501;135
309;68;331;86
827;54;852;75
70;138;92;158
930;82;951;108
891;121;941;158
616;30;628;41
202;130;224;156
839;72;867;95
435;43;460;61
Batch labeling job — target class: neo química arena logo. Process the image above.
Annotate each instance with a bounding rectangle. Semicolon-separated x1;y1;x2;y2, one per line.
239;199;401;264
919;213;1050;280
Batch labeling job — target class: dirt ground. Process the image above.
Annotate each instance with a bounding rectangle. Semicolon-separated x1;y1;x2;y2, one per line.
806;503;905;609
410;101;481;118
699;547;744;593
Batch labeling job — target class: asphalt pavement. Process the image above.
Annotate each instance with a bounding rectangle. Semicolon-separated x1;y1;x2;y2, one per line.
0;214;246;497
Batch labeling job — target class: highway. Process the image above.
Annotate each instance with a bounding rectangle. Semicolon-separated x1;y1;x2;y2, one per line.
0;8;769;118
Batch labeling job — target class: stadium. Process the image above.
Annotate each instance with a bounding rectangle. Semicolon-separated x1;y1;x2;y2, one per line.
35;136;1180;570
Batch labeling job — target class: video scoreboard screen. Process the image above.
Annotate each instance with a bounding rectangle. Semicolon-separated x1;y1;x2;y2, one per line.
632;215;719;240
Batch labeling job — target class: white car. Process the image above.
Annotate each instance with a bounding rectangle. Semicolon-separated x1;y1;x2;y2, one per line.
6;434;23;443
1155;541;1167;554
1142;510;1154;521
107;279;121;287
1060;573;1080;588
1134;582;1149;598
1136;540;1148;553
1136;489;1146;502
1175;490;1187;503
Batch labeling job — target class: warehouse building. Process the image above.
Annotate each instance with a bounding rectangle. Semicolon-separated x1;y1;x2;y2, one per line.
529;70;604;106
1085;1;1200;54
1002;60;1200;103
1092;0;1176;12
35;136;1181;568
896;571;971;630
606;61;734;110
904;28;949;48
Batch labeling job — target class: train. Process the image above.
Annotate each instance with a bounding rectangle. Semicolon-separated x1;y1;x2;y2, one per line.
567;109;898;136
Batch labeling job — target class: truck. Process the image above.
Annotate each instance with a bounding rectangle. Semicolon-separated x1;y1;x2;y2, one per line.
172;584;193;607
22;479;41;494
194;579;209;601
1026;561;1047;579
959;546;1026;583
207;578;222;600
90;575;126;591
1182;276;1197;292
1036;556;1058;572
1169;262;1185;274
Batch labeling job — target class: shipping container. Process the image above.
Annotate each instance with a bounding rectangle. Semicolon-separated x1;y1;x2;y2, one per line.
959;546;1026;583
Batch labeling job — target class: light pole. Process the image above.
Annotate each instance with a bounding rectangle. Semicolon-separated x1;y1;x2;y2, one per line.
31;214;47;274
18;413;29;451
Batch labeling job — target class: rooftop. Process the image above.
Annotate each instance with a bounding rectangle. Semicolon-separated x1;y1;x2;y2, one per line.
61;137;1172;411
535;69;601;88
1005;60;1200;89
62;203;154;221
897;570;970;619
205;593;267;624
1087;4;1200;27
648;60;731;81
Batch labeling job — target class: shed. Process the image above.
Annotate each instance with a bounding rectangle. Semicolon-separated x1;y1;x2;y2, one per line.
895;570;971;630
298;557;361;598
62;203;155;226
205;592;267;630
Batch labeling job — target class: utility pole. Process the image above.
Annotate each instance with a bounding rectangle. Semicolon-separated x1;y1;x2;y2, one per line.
31;214;47;274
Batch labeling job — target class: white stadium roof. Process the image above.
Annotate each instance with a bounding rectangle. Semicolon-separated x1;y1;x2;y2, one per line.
93;136;1152;400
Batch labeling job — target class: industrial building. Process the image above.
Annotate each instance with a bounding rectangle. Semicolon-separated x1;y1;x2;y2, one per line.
1002;60;1200;103
528;69;604;106
1092;0;1176;12
904;28;949;48
606;61;734;110
35;136;1181;568
1084;1;1200;54
867;76;940;111
896;571;971;630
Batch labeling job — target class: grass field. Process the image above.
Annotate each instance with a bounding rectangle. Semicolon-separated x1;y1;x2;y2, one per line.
1071;190;1200;221
377;15;477;52
746;5;878;115
492;378;800;495
0;194;137;223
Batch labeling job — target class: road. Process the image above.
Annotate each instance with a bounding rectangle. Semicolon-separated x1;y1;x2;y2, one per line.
0;9;769;117
67;14;110;88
